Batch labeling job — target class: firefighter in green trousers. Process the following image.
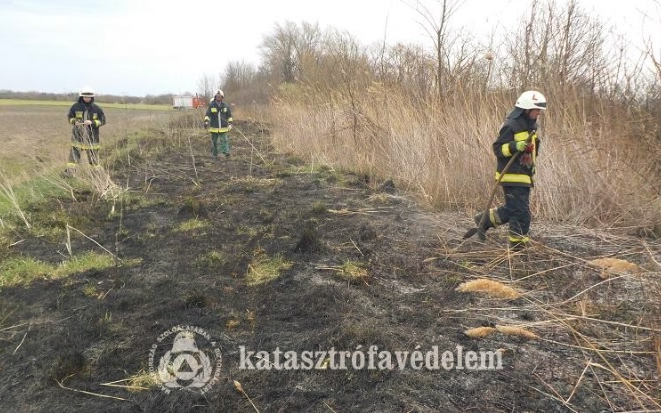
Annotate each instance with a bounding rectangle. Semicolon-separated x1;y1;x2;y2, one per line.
65;85;106;174
204;89;233;159
474;90;547;251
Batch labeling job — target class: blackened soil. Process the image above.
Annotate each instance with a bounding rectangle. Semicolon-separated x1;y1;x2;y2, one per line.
1;120;659;412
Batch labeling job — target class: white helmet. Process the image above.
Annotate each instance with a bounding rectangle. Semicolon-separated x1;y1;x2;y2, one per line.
515;90;546;110
79;85;95;97
214;89;224;97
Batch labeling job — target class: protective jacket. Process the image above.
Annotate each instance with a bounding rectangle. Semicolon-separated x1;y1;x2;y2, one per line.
67;96;106;148
204;100;233;133
492;109;540;187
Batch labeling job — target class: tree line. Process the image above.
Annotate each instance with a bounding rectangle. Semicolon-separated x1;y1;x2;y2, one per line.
210;0;661;233
0;90;174;105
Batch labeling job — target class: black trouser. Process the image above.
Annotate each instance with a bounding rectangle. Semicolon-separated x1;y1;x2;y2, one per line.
495;185;531;243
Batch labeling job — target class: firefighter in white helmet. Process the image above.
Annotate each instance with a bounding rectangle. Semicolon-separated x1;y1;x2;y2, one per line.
203;89;233;159
65;85;106;174
473;90;547;251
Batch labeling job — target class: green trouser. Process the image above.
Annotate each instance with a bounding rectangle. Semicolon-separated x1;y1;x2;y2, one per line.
211;132;229;156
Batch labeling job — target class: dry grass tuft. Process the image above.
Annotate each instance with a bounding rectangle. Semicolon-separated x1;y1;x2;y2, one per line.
456;278;522;300
464;325;539;340
464;326;497;338
100;371;159;392
495;325;539;340
226;319;240;329
588;257;642;279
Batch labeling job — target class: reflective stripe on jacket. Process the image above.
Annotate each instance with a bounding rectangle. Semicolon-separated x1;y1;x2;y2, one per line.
204;100;232;133
67;98;106;144
492;114;540;187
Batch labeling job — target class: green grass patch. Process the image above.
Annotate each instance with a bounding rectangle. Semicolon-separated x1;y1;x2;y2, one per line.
0;157;31;178
0;252;116;289
246;253;293;286
104;131;149;165
237;225;259;237
195;250;226;269
58;251;115;276
276;163;343;185
335;260;369;284
0;257;51;287
82;282;106;299
175;219;209;232
0;172;107;233
0;171;84;216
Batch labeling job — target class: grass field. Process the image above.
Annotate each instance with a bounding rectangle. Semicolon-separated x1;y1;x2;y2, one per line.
0;101;180;176
0;101;187;216
0;99;172;111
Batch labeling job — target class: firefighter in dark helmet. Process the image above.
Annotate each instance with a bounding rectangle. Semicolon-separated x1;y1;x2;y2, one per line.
65;85;106;174
474;90;547;251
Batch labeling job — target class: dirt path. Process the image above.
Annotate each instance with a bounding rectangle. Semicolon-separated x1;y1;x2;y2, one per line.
1;120;659;412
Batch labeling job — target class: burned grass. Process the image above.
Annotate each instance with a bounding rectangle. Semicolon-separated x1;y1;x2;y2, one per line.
0;119;659;412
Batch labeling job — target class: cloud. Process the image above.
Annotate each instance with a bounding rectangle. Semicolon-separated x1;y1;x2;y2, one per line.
1;0;659;96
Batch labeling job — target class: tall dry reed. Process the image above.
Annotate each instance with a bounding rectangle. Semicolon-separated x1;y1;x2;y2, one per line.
268;82;660;233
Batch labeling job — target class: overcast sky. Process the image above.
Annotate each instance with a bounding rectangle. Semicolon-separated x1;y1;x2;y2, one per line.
0;0;658;97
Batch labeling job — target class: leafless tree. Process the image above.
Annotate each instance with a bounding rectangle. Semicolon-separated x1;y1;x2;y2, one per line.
197;74;215;102
260;21;300;83
405;0;465;99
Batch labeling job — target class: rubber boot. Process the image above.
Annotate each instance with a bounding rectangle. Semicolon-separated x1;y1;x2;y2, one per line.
62;167;76;178
508;234;530;252
473;211;495;241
